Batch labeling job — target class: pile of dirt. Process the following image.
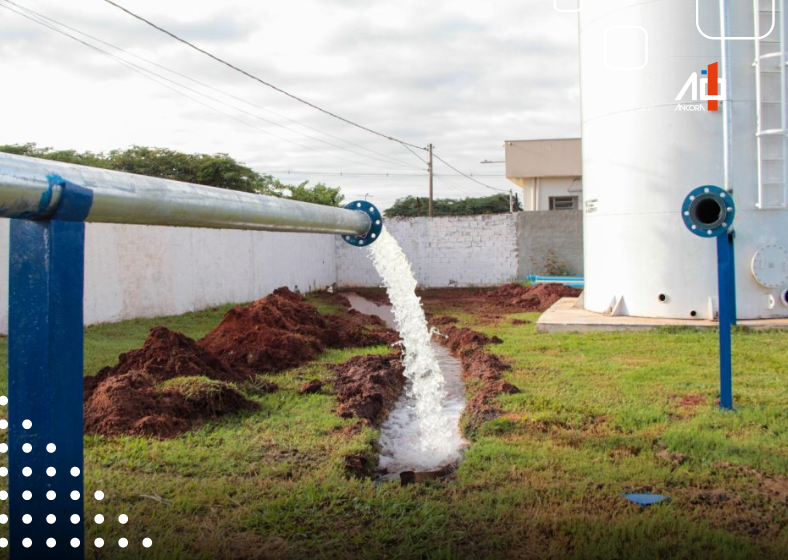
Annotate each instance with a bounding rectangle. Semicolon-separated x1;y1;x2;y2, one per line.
86;287;396;439
441;325;502;354
88;375;255;438
484;283;582;312
200;287;396;373
85;328;259;437
332;353;406;427
430;318;518;435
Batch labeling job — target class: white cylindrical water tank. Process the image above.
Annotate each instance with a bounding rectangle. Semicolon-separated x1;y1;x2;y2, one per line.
580;0;788;320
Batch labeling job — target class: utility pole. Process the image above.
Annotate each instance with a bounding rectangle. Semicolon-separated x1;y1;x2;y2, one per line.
428;143;434;218
509;190;514;213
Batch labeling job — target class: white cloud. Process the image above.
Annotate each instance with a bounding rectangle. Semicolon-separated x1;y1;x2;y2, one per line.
0;0;580;208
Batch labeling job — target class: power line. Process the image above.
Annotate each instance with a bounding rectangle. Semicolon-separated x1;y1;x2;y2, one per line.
431;152;508;192
2;0;422;171
101;0;428;151
0;2;416;172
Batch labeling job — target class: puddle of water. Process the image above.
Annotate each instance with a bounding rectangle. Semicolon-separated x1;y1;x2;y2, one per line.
346;292;467;476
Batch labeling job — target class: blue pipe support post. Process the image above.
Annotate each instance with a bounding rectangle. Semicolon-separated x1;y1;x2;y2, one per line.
716;231;736;410
8;177;93;558
681;185;737;411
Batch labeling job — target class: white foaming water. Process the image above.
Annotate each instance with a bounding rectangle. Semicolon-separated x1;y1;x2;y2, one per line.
366;228;465;472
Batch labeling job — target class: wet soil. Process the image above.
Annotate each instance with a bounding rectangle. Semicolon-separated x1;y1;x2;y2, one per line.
331;353;406;427
86;288;398;438
431;322;518;436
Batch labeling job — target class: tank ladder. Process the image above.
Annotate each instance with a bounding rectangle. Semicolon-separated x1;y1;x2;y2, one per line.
754;0;788;209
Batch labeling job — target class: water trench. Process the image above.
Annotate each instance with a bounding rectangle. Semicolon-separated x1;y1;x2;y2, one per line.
345;228;468;478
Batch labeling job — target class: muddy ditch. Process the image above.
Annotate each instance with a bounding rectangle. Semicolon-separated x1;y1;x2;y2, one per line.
85;287;399;438
429;319;520;437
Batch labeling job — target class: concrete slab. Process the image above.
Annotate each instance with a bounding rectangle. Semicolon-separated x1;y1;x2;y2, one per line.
537;298;788;333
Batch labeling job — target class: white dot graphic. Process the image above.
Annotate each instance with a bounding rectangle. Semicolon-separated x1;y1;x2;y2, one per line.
47;467;56;477
47;538;56;548
22;491;32;500
0;420;7;430
47;490;56;500
0;491;7;500
70;538;80;548
22;443;32;453
95;538;104;548
0;538;6;548
22;419;31;429
0;467;7;477
0;443;8;453
22;538;31;548
70;467;80;477
47;443;56;453
143;538;153;548
0;514;6;524
94;514;104;524
22;467;31;477
70;514;80;524
0;396;7;405
70;490;80;500
118;514;128;524
94;490;104;500
22;514;31;524
46;514;56;524
119;538;128;548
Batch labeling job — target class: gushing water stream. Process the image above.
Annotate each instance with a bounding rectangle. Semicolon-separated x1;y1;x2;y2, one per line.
352;228;466;473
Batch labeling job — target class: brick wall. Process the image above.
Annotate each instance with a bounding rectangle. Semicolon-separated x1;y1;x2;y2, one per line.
336;214;520;288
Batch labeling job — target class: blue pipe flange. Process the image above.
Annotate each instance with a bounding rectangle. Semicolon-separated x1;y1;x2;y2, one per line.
681;185;736;238
341;200;383;247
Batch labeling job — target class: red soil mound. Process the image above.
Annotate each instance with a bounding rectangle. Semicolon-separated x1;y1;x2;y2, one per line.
442;325;502;354
86;326;251;395
200;287;396;374
84;327;259;438
485;283;582;312
85;372;257;438
332;354;405;427
86;288;396;438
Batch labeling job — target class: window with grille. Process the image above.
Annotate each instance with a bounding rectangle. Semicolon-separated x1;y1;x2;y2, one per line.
549;196;578;210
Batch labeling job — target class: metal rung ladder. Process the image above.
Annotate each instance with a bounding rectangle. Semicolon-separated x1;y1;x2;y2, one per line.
754;0;788;208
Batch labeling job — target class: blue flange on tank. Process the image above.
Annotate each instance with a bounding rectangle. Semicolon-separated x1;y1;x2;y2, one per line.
681;185;737;410
341;200;383;247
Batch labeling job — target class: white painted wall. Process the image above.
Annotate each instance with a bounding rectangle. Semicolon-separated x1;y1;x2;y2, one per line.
336;214;520;288
0;212;583;333
0;219;337;334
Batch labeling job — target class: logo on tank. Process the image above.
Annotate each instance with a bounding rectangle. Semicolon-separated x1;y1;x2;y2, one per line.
675;62;725;112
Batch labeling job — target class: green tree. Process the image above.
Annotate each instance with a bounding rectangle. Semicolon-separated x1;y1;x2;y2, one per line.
385;193;519;217
285;181;345;206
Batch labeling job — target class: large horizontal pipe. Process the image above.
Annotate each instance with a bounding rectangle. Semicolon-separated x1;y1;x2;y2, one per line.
0;152;372;236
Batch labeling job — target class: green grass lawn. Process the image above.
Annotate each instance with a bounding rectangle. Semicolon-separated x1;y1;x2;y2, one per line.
1;296;787;559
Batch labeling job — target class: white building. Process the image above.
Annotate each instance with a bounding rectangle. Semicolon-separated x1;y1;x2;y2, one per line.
504;138;582;211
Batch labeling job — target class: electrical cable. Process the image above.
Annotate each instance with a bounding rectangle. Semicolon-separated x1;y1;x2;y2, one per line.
101;0;428;151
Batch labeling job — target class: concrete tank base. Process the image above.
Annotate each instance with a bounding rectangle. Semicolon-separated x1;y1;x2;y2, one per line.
538;298;788;334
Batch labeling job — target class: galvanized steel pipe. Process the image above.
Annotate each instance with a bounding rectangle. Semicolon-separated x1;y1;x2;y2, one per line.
0;152;373;236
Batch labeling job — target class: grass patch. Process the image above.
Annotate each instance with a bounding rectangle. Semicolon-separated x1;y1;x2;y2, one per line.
0;299;786;559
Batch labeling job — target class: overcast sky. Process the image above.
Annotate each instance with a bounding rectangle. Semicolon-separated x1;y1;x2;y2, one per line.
0;0;580;208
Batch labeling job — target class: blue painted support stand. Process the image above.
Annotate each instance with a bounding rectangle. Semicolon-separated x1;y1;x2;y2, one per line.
8;179;93;558
716;231;736;411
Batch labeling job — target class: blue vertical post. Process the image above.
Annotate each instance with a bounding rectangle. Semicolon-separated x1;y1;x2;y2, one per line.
8;179;92;558
716;231;736;410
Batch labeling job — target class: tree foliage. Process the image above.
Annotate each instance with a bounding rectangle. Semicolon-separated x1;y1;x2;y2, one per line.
384;193;519;217
0;143;343;205
285;181;345;206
